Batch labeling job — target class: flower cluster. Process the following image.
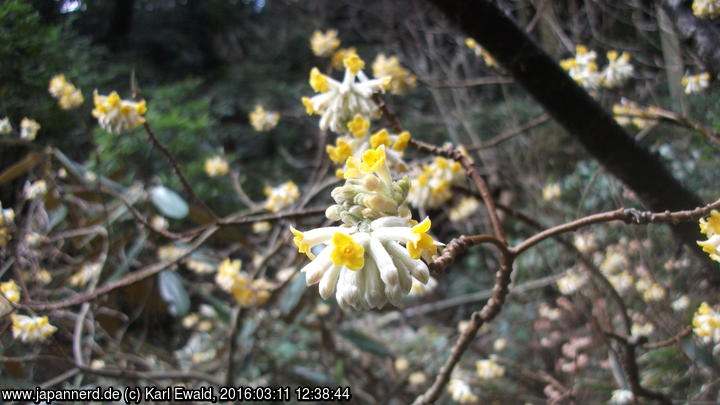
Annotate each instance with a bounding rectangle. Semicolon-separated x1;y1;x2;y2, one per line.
310;29;341;57
612;98;659;129
464;38;498;68
697;210;720;262
215;258;273;307
693;0;720;18
204;155;229;177
48;74;84;110
693;302;720;344
449;197;480;222
70;262;102;287
556;268;587;295
248;104;280;132
476;358;505;379
560;45;634;90
11;314;57;343
92;90;147;134
20;118;41;141
325;114;411;177
302;54;390;134
407;156;465;209
682;72;711;95
24;179;47;200
447;378;478;404
0;279;20;314
0;117;11;134
0;203;14;248
291;145;439;310
263;181;300;212
371;54;417;95
542;183;561;201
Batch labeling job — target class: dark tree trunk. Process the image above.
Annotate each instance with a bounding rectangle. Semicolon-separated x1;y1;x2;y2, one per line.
426;0;715;272
661;0;720;78
105;0;135;44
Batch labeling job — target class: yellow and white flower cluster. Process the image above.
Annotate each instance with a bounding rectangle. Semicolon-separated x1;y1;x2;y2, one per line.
560;46;634;90
612;98;660;129
204;155;229;177
0;203;14;248
23;179;47;200
20;118;41;141
464;38;498;68
325;114;411;177
48;74;84;110
92;90;147;134
371;54;417;95
11;314;57;343
0;117;11;134
693;0;720;18
291;145;439;310
264;181;300;212
447;378;478;404
249;104;280;132
215;258;273;307
69;261;102;287
692;302;720;344
0;279;20;314
556;268;587;295
302;54;390;134
449;197;480;222
310;29;341;57
476;358;505;379
682;72;711;94
408;156;465;209
698;210;720;262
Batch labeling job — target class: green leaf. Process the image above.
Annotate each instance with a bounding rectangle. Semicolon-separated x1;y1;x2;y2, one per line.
157;270;190;317
150;185;189;219
280;272;306;315
680;337;720;374
339;329;394;358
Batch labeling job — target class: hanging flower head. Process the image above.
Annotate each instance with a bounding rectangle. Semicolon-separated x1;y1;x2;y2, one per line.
408;155;465;209
92;90;147;134
0;117;12;135
601;50;633;88
11;314;57;343
692;302;720;344
290;145;441;311
249;104;280;132
682;72;711;94
264;181;300;212
698;210;720;262
310;29;341;57
560;45;601;91
371;54;417;95
204;155;229;177
48;74;84;109
693;0;720;18
20;118;40;141
301;54;391;134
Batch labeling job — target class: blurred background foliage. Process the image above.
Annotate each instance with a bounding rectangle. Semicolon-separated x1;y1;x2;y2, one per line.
2;0;720;403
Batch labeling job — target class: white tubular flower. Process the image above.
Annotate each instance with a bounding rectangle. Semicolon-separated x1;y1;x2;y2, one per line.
693;0;720;18
248;104;280;132
601;51;633;88
20;118;40;141
301;54;390;134
409;275;437;296
11;314;57;343
682;72;711;94
447;378;478;404
310;29;341;57
204;155;229;177
92;90;147;134
264;181;300;212
292;147;439;311
0;117;12;134
408;156;465;209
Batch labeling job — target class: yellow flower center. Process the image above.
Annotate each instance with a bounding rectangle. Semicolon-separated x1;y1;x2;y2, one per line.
309;67;329;93
330;232;364;270
347;114;370;138
107;92;121;108
343;54;365;75
301;97;315;115
607;50;618;61
326;139;353;164
360;145;386;174
407;218;436;259
392;131;411;151
290;227;313;259
370;129;390;148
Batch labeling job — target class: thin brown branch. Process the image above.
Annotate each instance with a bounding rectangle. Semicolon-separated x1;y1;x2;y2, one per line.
143;122;218;220
467;113;551;151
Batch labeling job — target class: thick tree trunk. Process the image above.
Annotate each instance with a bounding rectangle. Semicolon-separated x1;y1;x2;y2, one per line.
661;0;720;78
426;0;713;269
